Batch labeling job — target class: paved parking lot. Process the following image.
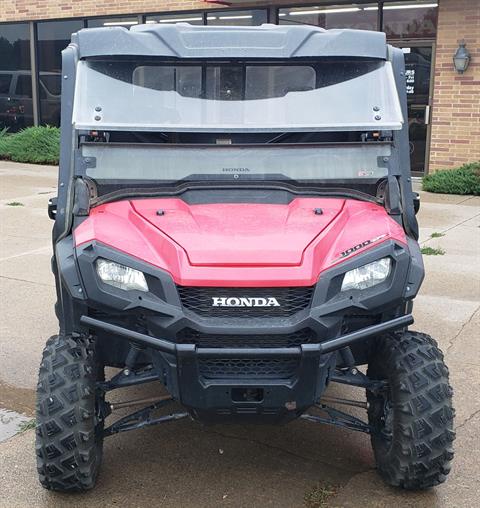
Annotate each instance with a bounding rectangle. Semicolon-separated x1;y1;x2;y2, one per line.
0;160;479;507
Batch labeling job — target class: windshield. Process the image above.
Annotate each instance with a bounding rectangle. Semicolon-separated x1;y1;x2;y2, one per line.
76;58;398;194
83;143;390;184
73;59;403;132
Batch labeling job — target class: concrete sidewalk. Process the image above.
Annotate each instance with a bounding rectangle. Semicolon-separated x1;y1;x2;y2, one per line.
0;161;479;507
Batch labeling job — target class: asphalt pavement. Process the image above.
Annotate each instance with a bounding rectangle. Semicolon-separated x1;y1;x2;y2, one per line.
0;160;479;507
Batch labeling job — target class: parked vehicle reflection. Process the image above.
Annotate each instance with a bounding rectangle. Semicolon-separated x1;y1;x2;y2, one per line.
0;71;61;130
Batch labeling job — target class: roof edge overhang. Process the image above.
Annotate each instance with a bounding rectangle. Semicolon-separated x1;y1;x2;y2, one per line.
71;23;388;60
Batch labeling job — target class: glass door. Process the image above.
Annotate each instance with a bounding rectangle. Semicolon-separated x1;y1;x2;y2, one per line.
396;43;435;175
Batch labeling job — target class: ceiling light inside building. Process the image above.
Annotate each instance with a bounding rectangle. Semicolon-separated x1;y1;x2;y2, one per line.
288;8;360;16
103;21;138;26
159;17;203;23
366;2;437;10
218;15;253;20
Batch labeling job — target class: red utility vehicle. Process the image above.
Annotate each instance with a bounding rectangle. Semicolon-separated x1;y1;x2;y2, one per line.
36;23;454;492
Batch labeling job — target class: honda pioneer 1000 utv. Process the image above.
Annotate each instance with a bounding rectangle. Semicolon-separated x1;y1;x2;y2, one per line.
36;23;454;492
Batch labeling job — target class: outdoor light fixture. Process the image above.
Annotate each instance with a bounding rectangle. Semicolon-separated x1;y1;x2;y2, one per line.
453;40;471;74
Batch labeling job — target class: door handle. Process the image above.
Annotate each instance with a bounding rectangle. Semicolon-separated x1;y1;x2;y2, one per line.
424;105;431;125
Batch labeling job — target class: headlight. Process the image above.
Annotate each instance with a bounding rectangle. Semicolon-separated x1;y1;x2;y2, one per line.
96;259;148;292
341;257;391;291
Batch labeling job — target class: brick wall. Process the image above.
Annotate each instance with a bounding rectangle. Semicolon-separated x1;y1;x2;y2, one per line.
0;0;285;22
0;1;218;22
429;0;480;171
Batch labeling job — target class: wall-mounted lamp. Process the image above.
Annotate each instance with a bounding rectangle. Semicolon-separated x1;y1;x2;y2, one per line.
453;40;471;74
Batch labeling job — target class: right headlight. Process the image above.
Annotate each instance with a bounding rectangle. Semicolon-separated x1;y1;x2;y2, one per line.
96;258;148;292
341;257;391;292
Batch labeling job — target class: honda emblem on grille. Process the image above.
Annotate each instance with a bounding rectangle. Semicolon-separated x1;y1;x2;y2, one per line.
212;297;280;307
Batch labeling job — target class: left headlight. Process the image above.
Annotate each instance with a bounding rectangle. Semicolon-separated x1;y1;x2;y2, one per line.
96;259;148;292
341;257;391;292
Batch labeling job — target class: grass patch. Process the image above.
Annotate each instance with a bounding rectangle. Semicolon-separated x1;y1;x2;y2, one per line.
422;161;480;195
0;126;60;165
421;246;445;256
304;484;337;508
6;201;24;206
430;232;445;238
18;419;36;432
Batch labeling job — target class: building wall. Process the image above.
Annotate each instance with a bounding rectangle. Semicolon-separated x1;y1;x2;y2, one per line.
1;0;479;171
0;1;214;22
429;0;480;171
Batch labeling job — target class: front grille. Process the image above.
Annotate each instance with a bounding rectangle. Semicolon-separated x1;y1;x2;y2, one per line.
177;286;314;318
176;328;314;348
199;358;299;380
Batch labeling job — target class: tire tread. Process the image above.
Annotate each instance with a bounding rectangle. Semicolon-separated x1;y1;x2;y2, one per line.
368;331;455;490
35;334;103;492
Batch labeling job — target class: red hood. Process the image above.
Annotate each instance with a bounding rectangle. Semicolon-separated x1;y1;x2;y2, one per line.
130;199;344;267
74;197;407;286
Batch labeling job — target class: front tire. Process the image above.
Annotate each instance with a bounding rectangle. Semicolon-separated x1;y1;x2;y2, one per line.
367;331;455;490
35;334;104;492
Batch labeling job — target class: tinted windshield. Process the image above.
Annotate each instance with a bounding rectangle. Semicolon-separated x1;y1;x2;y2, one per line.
73;59;403;131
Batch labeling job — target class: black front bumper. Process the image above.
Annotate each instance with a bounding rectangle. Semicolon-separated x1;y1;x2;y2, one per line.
55;236;421;423
81;314;412;423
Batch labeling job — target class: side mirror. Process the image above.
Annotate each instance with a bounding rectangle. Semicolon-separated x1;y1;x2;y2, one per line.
48;197;58;220
413;192;420;215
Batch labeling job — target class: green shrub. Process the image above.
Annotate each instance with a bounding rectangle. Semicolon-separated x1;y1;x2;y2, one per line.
0;126;60;164
422;162;480;195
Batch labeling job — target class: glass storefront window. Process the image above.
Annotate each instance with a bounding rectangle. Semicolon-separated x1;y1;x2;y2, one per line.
279;4;378;31
146;13;204;25
87;17;139;28
400;45;433;173
0;23;32;131
383;1;438;39
207;10;267;26
36;20;83;126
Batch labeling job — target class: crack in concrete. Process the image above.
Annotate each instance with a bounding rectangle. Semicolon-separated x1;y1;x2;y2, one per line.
0;245;51;262
456;196;477;205
455;408;480;432
199;427;366;474
0;275;54;288
445;305;480;354
1;234;51;241
420;211;480;245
